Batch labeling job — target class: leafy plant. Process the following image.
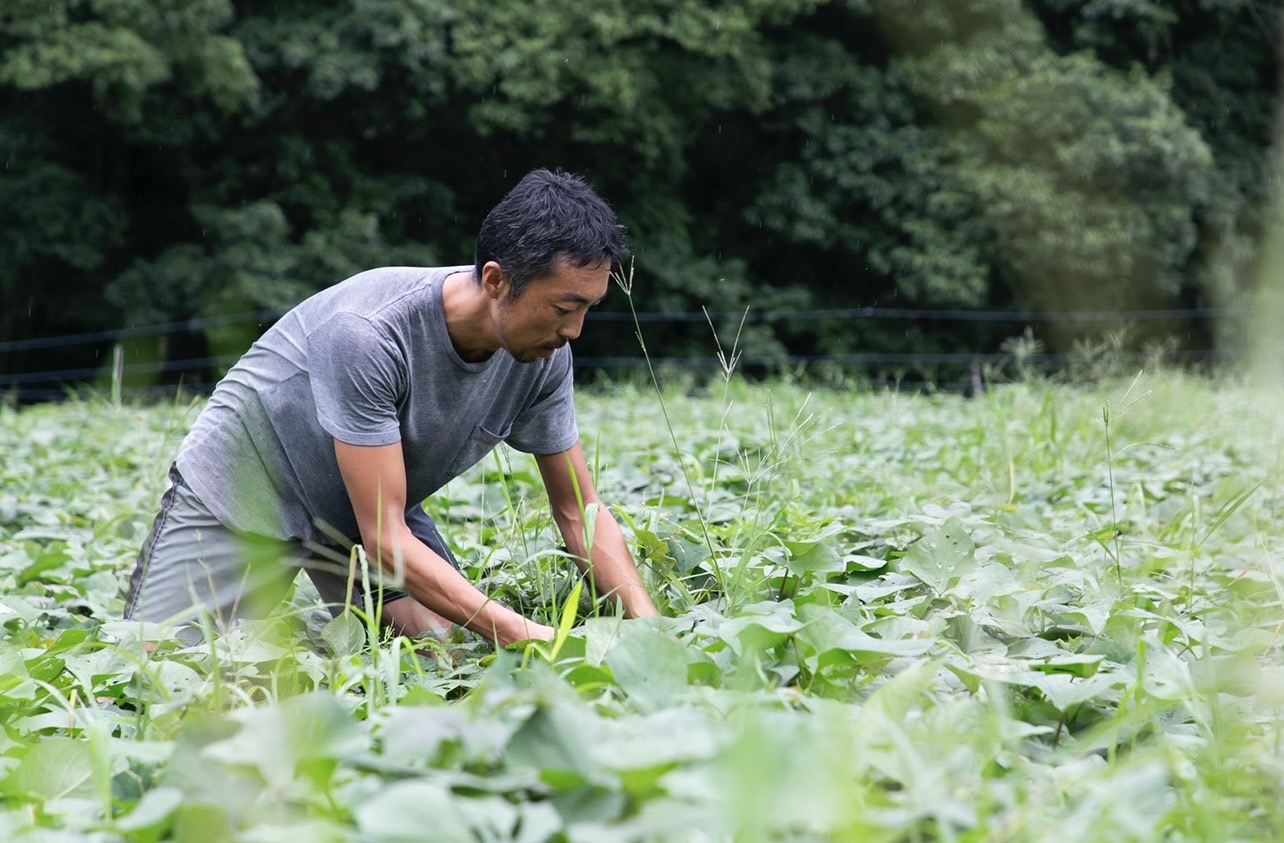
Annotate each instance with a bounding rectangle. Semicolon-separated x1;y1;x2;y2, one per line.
0;373;1282;839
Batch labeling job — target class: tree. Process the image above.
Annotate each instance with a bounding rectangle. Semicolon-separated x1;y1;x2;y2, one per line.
870;0;1220;348
0;0;1277;391
1027;0;1281;347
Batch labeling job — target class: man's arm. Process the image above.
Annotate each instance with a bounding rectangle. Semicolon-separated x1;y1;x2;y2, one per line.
333;439;554;646
536;442;659;618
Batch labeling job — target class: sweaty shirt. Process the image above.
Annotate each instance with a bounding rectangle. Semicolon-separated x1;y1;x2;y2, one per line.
175;266;579;541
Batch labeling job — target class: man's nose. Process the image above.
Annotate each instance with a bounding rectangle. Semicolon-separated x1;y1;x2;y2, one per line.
559;313;585;340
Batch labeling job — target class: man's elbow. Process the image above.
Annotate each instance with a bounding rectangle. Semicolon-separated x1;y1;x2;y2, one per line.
358;524;410;565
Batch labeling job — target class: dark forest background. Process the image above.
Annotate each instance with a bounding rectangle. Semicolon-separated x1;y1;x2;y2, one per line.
1;0;1280;394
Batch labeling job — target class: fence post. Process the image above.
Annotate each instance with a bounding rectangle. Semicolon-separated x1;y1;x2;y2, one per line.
111;343;124;406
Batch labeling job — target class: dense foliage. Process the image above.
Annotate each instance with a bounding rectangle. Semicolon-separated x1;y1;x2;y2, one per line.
0;0;1278;387
1;374;1282;839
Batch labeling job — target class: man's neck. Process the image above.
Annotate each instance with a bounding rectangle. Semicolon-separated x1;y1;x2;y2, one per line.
441;270;497;362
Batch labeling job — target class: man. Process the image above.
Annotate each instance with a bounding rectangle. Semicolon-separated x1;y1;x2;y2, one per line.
125;169;658;646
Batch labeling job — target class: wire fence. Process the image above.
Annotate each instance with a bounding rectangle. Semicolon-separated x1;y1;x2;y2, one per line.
590;306;1237;324
0;304;1242;399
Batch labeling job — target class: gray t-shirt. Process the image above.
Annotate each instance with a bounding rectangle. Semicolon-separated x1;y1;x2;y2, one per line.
175;266;579;541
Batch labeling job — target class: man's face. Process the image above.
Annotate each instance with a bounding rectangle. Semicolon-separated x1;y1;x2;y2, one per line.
493;257;610;363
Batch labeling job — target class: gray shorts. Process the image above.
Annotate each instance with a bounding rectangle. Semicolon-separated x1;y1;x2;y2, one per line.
124;465;459;639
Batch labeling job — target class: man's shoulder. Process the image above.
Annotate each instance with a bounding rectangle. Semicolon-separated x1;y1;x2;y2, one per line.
318;266;453;313
282;265;461;342
342;265;461;285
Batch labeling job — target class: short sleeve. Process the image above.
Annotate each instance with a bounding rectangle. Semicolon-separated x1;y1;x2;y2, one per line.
307;312;406;446
506;347;580;455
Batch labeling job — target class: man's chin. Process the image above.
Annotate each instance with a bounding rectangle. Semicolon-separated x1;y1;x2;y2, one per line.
507;347;555;364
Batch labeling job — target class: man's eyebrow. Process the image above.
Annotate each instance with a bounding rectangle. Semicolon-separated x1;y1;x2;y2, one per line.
558;293;607;306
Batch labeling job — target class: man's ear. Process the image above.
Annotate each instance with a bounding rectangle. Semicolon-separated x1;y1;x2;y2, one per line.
480;261;509;300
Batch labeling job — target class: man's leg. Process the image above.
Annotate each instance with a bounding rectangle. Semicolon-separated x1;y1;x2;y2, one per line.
302;504;459;638
124;466;300;642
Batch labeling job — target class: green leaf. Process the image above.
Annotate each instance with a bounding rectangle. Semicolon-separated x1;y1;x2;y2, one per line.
113;785;184;839
665;535;712;574
153;660;204;701
899;518;976;594
1027;654;1105;678
355;780;477;843
235;819;351;843
546;578;584;662
201;694;366;789
1022;672;1125;712
845;553;888;572
954;663;1126;712
0;648;36;711
510;802;564;843
714;601;804;655
43;628;91;655
632;525;678;575
320;610;365;658
795;604;932;666
604;626;690;710
1140;648;1194;703
0;738;93;800
23;654;64;685
849;661;940;745
582;616;627;666
377;707;466;767
505;704;600;786
783;535;844;577
582;501;599;551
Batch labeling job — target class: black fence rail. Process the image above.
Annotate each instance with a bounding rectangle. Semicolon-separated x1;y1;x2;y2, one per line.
0;305;1243;401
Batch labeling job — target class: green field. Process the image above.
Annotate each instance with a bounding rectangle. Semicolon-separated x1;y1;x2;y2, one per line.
1;374;1282;841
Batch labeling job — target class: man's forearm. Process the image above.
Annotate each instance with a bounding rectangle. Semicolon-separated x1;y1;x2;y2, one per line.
560;505;658;618
371;526;550;645
335;438;551;647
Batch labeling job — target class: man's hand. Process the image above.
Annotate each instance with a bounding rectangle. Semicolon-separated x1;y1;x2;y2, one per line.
503;619;556;648
537;443;660;620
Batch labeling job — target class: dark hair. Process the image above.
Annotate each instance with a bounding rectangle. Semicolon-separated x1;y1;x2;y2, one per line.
474;169;628;298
